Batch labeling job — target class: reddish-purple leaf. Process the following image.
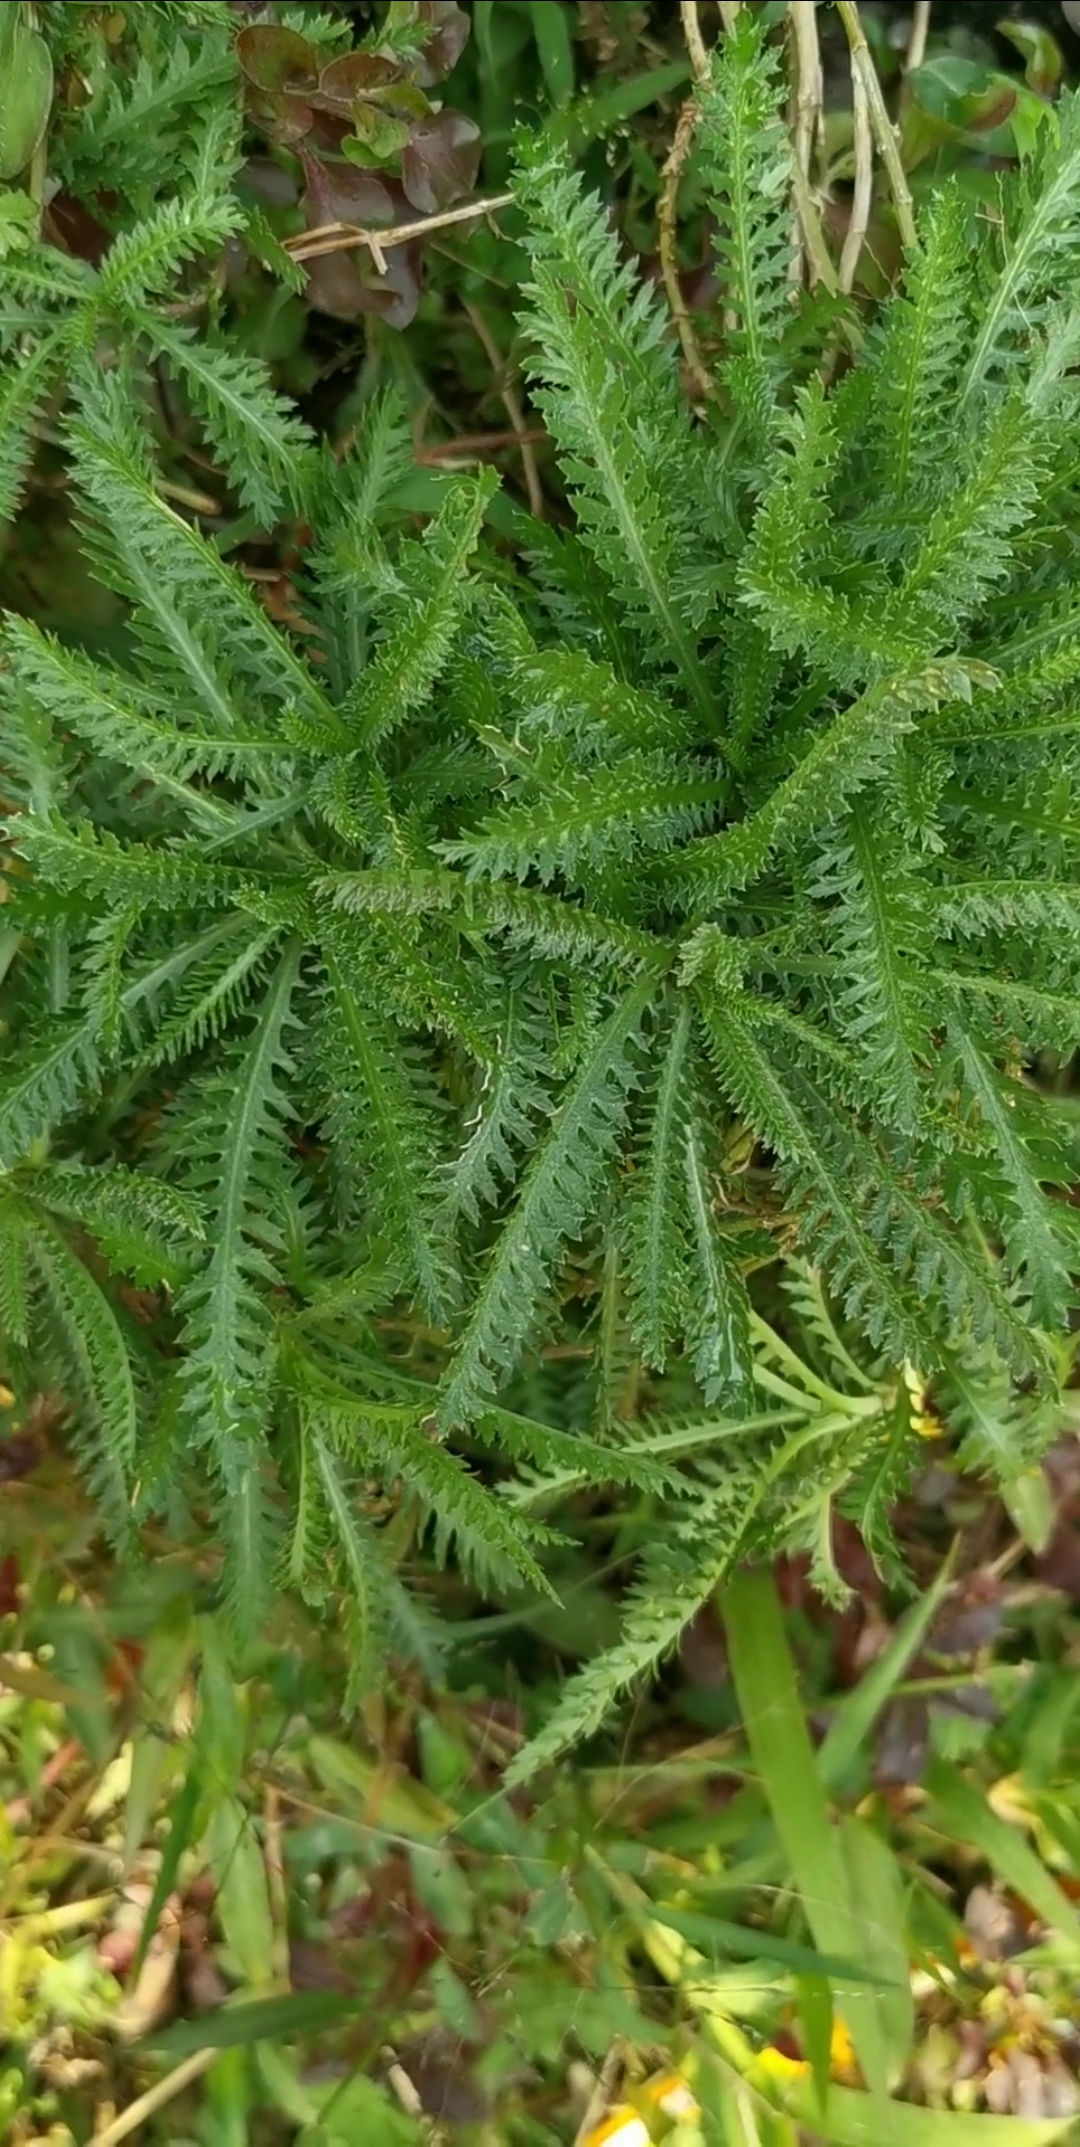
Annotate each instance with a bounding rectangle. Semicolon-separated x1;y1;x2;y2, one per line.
301;153;401;234
311;50;405;115
300;155;422;326
409;1;471;88
235;24;319;95
401;108;481;213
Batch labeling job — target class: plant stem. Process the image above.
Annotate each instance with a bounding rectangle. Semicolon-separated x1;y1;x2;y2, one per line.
839;36;874;292
906;0;932;73
659;98;719;405
285;193;515;268
835;0;917;254
94;2052;217;2147
788;2;823;201
681;0;711;80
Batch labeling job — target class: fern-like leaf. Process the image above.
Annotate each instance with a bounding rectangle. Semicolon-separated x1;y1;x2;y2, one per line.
513;131;716;717
142;317;314;522
439;974;656;1427
317;937;454;1321
341;471;497;747
174;942;301;1463
698;7;793;444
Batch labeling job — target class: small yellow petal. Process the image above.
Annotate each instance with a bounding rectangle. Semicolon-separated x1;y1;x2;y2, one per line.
757;2047;810;2082
829;2019;856;2069
642;2073;700;2119
584;2114;651;2147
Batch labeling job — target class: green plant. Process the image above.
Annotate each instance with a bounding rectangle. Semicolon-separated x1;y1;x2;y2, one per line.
3;9;1080;1776
0;0;500;538
0;2;312;538
5;1461;1080;2144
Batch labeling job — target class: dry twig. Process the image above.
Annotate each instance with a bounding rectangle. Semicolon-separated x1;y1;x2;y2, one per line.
681;0;712;80
93;2050;217;2146
835;0;917;252
839;37;874;291
285;193;515;272
659;99;719;405
788;1;823;194
463;299;545;515
787;1;825;288
573;2045;627;2147
906;0;932;74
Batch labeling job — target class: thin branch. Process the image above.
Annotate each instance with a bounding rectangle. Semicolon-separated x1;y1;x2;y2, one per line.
787;1;825;288
906;0;932;73
835;0;917;253
791;159;840;297
463;299;545;516
839;43;874;292
414;426;547;463
94;2051;217;2147
681;0;711;80
285;193;515;271
788;2;823;193
573;2046;627;2147
659;98;719;405
718;0;743;33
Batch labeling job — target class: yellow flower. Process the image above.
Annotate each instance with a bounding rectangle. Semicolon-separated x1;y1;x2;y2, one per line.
757;2047;809;2083
902;1358;944;1439
641;2073;701;2121
584;2112;651;2147
757;2019;859;2086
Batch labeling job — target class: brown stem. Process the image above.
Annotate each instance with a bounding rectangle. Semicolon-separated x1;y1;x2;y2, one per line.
681;0;711;79
906;0;932;73
787;1;825;288
659;97;718;405
285;193;515;267
463;298;545;516
835;0;917;254
839;41;874;292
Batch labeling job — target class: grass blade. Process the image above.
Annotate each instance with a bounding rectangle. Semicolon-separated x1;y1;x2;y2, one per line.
147;1989;364;2056
721;1565;893;2100
817;1551;956;1791
923;1759;1080;1958
782;2078;1073;2145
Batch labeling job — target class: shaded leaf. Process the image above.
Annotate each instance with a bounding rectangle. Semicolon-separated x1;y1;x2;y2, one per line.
235;25;319;95
401;110;481;214
0;17;53;182
409;1;471;88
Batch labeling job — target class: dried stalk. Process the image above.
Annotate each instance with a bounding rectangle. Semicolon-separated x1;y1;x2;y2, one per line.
792;162;840;294
573;2047;627;2147
463;299;545;515
788;2;823;193
839;41;873;291
787;0;825;288
681;0;711;80
659;98;718;404
285;192;515;271
906;0;932;74
94;2051;217;2146
835;0;916;253
783;3;838;293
